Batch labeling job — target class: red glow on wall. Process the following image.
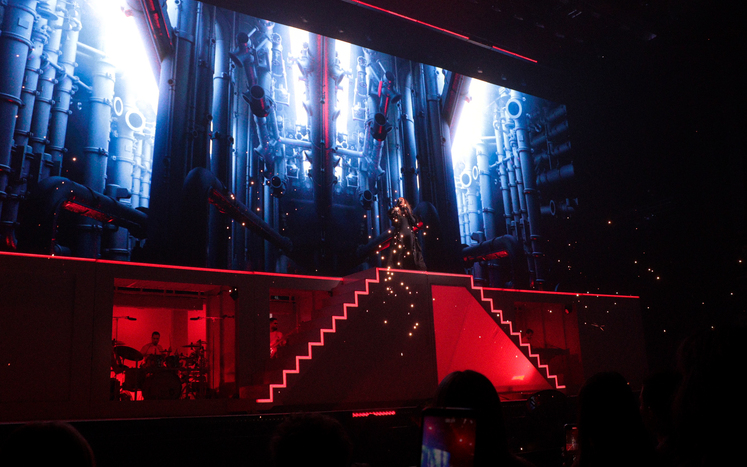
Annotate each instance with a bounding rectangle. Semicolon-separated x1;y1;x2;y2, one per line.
432;285;558;392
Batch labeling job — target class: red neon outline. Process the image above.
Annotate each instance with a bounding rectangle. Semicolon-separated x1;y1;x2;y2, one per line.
465;276;565;389
256;271;382;403
257;267;570;404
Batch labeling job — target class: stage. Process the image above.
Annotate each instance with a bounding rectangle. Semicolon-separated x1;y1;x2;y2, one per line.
0;252;646;423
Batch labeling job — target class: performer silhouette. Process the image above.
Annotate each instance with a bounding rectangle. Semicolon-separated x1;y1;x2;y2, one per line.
387;197;426;270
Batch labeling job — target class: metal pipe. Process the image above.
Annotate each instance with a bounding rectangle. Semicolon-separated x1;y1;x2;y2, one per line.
211;9;231;181
511;91;545;287
455;180;466;244
306;34;337;268
400;70;418;204
139;125;154;208
355;218;422;264
208;9;232;269
45;3;81;180
190;1;214;170
103;75;144;260
232;44;250;270
505;156;522;239
533;140;572;165
27;1;63;186
83;58;116;192
461;234;528;288
546;105;567;123
369;112;391;177
493;111;513;236
536;163;575;187
0;0;38;216
476;143;496;239
270;32;289;105
180;167;292;264
147;0;197;262
131;130;143;208
17;176;148;255
249;85;279;177
441;71;471;144
75;54;116;258
332;145;363;159
422;64;461;270
75;41;105;58
1;1;58;250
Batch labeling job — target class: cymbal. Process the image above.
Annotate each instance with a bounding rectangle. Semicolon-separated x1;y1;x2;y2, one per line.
112;339;127;346
114;345;143;361
182;341;207;348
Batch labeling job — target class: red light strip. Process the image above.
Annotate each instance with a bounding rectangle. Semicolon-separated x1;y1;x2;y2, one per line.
0;252;344;282
256;271;382;404
491;46;538;64
484;286;639;299
352;410;397;417
0;252;635;298
369;267;638;299
346;0;469;40
345;1;537;63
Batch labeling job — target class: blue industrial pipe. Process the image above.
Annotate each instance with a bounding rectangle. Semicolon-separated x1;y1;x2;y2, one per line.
17;176;147;255
147;0;197;263
45;2;81;180
180;167;292;267
0;1;58;250
27;1;63;185
0;0;38;216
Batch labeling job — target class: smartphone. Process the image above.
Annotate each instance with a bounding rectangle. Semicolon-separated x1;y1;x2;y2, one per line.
563;423;578;467
420;408;478;467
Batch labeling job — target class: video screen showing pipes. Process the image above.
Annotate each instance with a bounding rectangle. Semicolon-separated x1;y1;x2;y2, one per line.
1;1;575;287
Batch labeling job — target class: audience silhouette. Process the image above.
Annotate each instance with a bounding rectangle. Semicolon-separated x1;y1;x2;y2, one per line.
270;413;353;467
640;370;681;466
0;421;95;467
432;370;536;467
575;371;656;467
672;325;742;467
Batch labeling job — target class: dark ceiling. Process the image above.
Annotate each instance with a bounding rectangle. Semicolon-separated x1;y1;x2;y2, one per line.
207;0;730;103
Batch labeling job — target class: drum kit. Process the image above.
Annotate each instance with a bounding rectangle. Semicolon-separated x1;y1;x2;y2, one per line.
110;340;211;400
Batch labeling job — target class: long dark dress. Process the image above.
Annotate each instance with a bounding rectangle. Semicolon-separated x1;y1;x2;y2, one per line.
387;205;426;270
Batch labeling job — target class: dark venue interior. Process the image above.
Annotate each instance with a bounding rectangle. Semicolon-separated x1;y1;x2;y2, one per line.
1;1;743;466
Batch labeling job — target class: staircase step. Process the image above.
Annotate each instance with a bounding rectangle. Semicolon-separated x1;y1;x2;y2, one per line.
330;279;368;297
323;289;364;307
340;267;379;284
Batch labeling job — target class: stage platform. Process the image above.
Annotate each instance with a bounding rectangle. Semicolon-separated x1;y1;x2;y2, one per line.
0;252;646;423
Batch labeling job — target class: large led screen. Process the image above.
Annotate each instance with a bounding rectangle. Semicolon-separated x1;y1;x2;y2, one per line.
2;0;575;288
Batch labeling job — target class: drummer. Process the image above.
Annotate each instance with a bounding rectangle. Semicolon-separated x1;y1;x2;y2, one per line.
140;331;166;357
